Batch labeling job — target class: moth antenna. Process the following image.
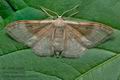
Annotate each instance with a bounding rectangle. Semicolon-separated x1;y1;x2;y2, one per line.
40;7;54;18
61;4;80;17
68;11;79;17
40;6;59;18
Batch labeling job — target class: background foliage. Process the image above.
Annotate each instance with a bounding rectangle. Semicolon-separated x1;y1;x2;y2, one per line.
0;0;120;80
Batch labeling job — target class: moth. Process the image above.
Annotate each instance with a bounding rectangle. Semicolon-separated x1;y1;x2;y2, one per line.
5;5;113;58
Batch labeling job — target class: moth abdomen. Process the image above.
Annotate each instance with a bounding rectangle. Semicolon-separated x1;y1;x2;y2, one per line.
52;26;65;52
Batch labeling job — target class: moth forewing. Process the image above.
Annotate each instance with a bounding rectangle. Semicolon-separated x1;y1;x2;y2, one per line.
5;20;54;47
6;21;34;45
84;22;113;47
65;21;113;48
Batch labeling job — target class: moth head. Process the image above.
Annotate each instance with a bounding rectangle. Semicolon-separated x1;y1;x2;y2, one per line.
40;5;80;19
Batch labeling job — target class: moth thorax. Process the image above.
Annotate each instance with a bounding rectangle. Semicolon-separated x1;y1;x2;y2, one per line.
54;18;65;27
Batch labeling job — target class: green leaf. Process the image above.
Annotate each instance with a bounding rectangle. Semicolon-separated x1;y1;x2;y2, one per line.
0;0;15;18
5;0;28;10
0;0;120;80
0;16;4;30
